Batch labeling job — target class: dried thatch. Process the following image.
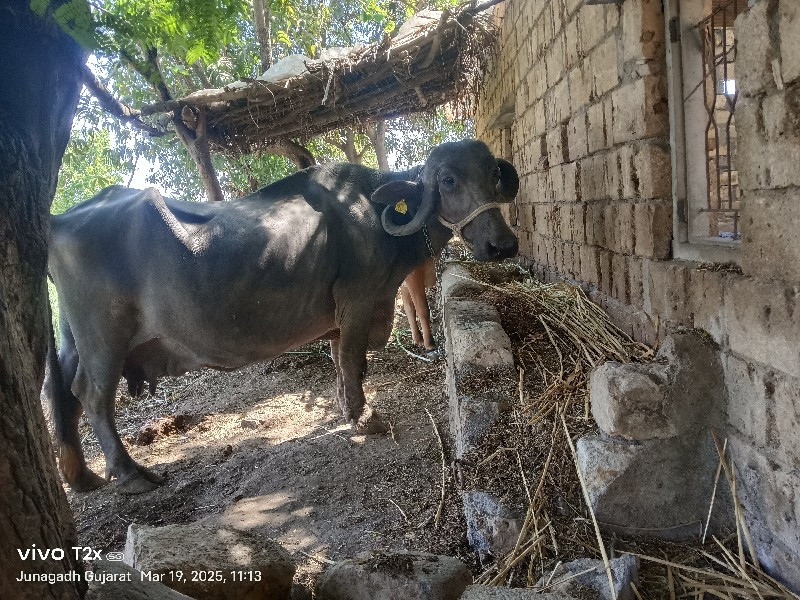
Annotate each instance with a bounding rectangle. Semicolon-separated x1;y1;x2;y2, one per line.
140;0;502;155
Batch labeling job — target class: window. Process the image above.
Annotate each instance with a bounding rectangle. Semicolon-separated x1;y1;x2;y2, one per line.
664;0;748;263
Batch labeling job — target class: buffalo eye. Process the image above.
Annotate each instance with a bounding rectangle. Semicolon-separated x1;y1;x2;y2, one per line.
492;166;501;182
442;176;455;187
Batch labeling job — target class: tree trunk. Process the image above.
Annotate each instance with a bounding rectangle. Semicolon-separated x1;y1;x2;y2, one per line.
253;0;271;74
365;120;389;171
0;3;86;599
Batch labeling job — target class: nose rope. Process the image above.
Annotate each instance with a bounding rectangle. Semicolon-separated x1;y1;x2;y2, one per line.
437;202;502;243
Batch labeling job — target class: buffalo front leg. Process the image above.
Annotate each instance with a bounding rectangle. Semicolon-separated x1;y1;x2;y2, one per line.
330;339;346;416
335;315;387;434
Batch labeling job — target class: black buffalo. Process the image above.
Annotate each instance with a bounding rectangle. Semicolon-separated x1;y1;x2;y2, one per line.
44;139;519;493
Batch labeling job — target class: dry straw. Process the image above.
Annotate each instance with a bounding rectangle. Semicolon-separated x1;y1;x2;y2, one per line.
458;262;798;598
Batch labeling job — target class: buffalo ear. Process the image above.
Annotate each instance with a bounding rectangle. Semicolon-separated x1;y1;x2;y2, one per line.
371;180;433;236
496;159;519;202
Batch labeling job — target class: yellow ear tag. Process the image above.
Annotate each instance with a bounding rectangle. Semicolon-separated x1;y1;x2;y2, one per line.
394;199;408;214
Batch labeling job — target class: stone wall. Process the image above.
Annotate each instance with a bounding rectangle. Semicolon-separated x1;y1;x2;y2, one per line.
474;0;800;587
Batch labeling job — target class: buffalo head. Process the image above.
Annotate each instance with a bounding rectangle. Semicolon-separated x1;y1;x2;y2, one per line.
371;140;519;261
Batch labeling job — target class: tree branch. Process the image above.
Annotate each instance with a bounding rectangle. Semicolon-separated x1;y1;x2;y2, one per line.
266;139;316;170
81;65;166;137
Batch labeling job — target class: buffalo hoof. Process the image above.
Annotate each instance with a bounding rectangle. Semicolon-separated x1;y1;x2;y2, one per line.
69;469;110;493
115;466;165;495
355;408;389;435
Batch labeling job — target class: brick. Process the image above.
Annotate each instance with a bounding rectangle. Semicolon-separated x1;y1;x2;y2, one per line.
619;145;637;198
735;96;769;191
572;203;586;243
599;249;613;296
723;354;770;447
611;252;629;302
587;101;606;153
565;17;581;70
546;126;566;166
563;160;580;202
535;204;549;234
628;256;644;307
780;0;800;84
581;154;604;201
567;109;588;161
585;201;606;247
546;35;566;87
634;142;671;199
620;0;665;64
611;76;669;144
617;202;635;254
578;5;605;52
580;244;601;286
605;148;622;200
741;189;800;282
762;88;800;141
591;35;619;98
647;260;691;326
735;0;779;96
725;276;800;378
603;202;618;251
551;165;565;202
633;200;671;259
568;64;591;112
605;4;620;31
728;436;800;555
689;267;727;346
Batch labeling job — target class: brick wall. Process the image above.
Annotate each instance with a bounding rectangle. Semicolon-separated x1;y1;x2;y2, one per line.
475;0;800;587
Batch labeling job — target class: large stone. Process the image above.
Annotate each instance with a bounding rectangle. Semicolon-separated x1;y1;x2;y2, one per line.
462;491;523;560
85;561;196;600
460;586;563;599
124;523;295;600
576;433;728;539
590;332;725;440
440;264;486;300
534;556;639;600
444;297;516;458
590;362;673;440
314;551;471;600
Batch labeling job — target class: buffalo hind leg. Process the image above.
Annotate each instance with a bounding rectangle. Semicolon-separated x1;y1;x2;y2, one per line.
44;322;106;492
330;339;346;416
82;381;164;494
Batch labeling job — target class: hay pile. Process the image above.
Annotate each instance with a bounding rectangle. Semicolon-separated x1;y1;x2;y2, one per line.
453;262;798;600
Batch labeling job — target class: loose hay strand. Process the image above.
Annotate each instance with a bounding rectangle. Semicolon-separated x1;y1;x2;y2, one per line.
425;407;447;528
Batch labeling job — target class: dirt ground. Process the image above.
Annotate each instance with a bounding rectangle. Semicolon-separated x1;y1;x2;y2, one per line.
67;295;476;590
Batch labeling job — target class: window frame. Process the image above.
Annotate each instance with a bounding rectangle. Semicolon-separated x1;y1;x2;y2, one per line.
664;0;741;264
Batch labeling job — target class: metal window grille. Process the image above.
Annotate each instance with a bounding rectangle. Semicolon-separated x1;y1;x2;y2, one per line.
698;0;748;241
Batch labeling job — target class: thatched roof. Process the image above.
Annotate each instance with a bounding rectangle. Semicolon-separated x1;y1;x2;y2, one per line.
139;0;501;155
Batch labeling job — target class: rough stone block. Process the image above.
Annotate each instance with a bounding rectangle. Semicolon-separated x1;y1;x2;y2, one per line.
723;354;770;448
315;552;471;600
620;0;664;64
628;256;644;308
568;110;589;161
599;249;613;296
617;203;635;255
728;436;800;569
578;5;606;52
725;276;800;379
780;0;800;84
547;126;567;166
124;523;295;600
591;36;619;98
565;18;581;70
585;202;606;247
634;143;671;199
440;264;485;300
572;202;586;243
647;260;691;326
462;491;523;559
603;203;618;252
577;433;729;538
735;96;768;191
580;244;601;287
633;201;671;259
534;555;639;600
563;161;581;203
611;252;629;302
689;267;727;346
587;102;606;154
742;193;800;283
591;332;725;441
611;77;668;144
734;0;778;96
85;561;196;600
460;586;561;599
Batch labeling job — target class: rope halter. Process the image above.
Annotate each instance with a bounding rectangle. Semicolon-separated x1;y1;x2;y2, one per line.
437;202;502;244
